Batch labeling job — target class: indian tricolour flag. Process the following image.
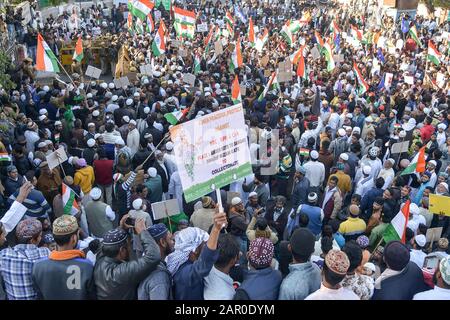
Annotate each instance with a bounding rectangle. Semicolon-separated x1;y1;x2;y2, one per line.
255;28;269;53
146;13;154;33
225;11;234;37
36;33;60;72
152;23;165;57
62;183;80;215
164;107;190;125
323;41;335;72
135;17;144;34
258;71;278;101
400;146;426;176
353;62;369;95
291;47;303;65
296;45;307;80
383;200;410;244
193;55;201;75
351;25;363;42
248;17;255;46
231;75;242;105
330;19;340;41
72;37;83;63
0;152;11;162
427;40;441;66
173;6;196;39
204;25;215;53
129;0;154;21
289;20;301;34
229;39;243;71
281;21;293;47
409;25;422;47
315;30;324;49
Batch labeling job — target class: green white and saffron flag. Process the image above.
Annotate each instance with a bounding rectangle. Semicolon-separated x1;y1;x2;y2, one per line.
353;61;369;95
231;75;242;104
72;36;84;63
152;23;166;57
173;6;196;39
135;17;144;34
400;146;426;176
62;183;80;215
383;200;410;244
427;40;441;66
164;107;190;125
229;39;243;72
258;71;278;101
323;41;335;72
162;0;171;10
129;0;154;21
193;55;201;75
409;25;422;47
36;33;60;72
281;21;293;47
289;19;301;34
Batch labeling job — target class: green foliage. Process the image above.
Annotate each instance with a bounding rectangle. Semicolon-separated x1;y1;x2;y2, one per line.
0;50;16;91
421;0;450;11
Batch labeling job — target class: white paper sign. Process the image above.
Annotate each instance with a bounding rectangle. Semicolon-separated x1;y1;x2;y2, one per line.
396;39;404;50
197;23;208;32
214;40;223;55
391;141;409;154
139;64;153;76
46;147;68;170
183;73;196;87
85;65;102;79
311;47;321;60
384;72;393;89
169;104;252;202
404;75;414;85
151;199;181;221
154;10;161;21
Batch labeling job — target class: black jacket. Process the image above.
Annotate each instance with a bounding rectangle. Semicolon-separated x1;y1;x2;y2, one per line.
94;230;161;300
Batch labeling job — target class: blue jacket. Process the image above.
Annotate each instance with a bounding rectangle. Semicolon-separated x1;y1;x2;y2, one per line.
278;262;321;300
299;204;322;236
238;267;282;300
291;177;310;208
173;246;218;300
360;187;384;220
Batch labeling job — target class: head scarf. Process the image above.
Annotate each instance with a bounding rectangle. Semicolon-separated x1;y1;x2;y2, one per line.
165;227;209;275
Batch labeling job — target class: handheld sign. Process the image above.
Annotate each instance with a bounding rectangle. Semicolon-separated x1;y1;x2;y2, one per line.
46;147;68;170
170;103;252;203
151;199;180;221
429;194;450;216
85;65;102;79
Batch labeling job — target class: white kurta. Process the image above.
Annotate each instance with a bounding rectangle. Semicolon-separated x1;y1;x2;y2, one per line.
127;128;140;157
168;171;183;213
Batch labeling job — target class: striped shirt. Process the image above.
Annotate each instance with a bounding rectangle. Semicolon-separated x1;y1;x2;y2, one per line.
8;189;52;219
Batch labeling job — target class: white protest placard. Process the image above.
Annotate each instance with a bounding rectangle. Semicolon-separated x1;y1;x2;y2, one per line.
46;147;68;170
396;39;404;50
214;40;223;55
311;46;321;60
85;65;102;79
239;85;247;97
183;73;196;87
171;40;181;48
436;73;446;88
139;64;153;76
151;199;180;221
113;78;122;89
426;227;443;244
119;76;130;88
154;10;161;21
178;49;188;58
384;72;393;89
404;75;414;85
197;23;208;32
170;103;252;202
390;141;409;154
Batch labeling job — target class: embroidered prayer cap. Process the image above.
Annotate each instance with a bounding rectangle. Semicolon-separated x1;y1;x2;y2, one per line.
16;219;42;242
53;215;79;236
325;250;350;275
148;223;169;242
103;228;129;246
248;237;274;269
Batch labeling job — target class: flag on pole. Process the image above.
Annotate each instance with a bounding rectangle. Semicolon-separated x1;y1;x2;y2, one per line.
400;146;426;176
258;71;278;101
146;13;154;33
351;25;363;41
427;40;441;66
193;54;201;75
225;11;235;38
353;62;369;95
135;17;144;34
231;75;242;104
173;6;196;39
204;25;215;56
315;30;324;49
164;107;190;125
36;33;60;72
72;36;84;63
383;200;411;244
409;25;422;47
248;17;255;46
62;183;80;215
281;21;293;47
229;38;243;71
289;20;301;34
291;47;303;65
152;23;165;57
129;0;154;21
296;45;307;79
162;0;171;10
323;41;335;72
330;19;340;42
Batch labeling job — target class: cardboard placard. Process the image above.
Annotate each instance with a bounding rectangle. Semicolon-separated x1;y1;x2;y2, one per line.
126;73;138;83
183;73;196;87
429;194;450;216
404;75;414;85
390;141;409;154
46;147;68;170
278;71;293;83
114;76;130;89
197;23;208;32
239;85;247;97
171;40;181;48
214;40;223;55
85;65;102;79
139;64;153;76
227;191;241;205
151;199;180;221
310;46;321;60
426;227;443;244
178;49;188;58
